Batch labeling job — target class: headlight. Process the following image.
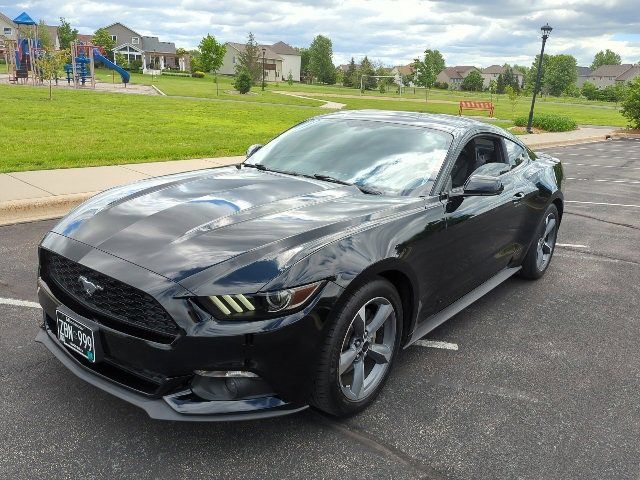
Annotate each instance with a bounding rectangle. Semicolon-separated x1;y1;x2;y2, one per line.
196;281;324;320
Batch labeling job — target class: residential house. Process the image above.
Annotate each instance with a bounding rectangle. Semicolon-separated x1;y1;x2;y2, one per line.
219;41;301;82
480;64;524;88
390;64;414;85
615;65;640;85
587;64;634;88
436;65;480;89
575;66;592;87
103;22;186;71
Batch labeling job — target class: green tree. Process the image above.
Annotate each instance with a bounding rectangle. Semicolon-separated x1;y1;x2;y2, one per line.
461;70;483;91
502;65;519;91
525;54;550;94
287;70;294;86
234;68;252;94
236;32;261;84
621;77;640;128
115;52;127;66
298;47;310;83
308;35;335;84
58;17;78;50
343;57;356;87
198;34;226;94
357;56;376;90
543;54;577;96
591;49;622;70
496;73;505;94
38;21;53;50
505;85;520;117
39;49;68;99
414;49;445;101
581;81;599;100
92;28;115;60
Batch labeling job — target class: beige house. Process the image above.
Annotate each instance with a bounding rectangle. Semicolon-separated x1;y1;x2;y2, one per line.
587;64;635;88
436;66;479;89
0;11;59;54
219;41;301;82
576;66;592;87
615;65;640;85
480;65;524;88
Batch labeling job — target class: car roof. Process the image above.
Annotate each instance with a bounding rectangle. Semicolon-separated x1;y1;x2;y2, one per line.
316;109;514;140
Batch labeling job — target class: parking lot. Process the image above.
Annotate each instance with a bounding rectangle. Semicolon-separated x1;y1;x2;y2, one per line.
1;138;639;479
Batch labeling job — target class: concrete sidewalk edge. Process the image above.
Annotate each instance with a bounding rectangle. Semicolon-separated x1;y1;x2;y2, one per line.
0;192;96;226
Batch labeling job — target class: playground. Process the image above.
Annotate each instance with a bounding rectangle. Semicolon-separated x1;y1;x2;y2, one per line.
3;11;143;94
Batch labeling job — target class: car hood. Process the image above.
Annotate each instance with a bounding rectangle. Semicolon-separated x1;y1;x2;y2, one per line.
52;167;418;292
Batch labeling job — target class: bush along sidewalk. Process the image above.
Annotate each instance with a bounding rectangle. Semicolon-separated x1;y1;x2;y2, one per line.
514;113;578;132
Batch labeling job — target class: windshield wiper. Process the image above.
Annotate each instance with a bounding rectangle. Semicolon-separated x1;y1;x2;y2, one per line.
313;174;382;195
243;163;267;170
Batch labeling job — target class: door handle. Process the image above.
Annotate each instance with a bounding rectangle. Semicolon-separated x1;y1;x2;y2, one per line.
512;192;526;203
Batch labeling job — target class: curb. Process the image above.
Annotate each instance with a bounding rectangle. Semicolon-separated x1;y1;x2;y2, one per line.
0;192;96;226
523;134;612;149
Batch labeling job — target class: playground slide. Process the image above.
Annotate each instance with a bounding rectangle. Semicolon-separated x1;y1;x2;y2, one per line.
93;49;130;84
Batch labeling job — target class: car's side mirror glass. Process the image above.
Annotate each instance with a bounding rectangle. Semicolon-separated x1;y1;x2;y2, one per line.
462;174;504;196
246;144;263;158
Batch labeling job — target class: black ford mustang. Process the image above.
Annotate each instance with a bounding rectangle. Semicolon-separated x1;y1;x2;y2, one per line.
36;111;563;420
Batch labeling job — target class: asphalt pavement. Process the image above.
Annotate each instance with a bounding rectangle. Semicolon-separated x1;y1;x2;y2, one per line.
0;139;639;479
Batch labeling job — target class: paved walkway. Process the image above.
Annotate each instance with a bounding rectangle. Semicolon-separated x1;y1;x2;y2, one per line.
0;127;616;225
273;91;345;109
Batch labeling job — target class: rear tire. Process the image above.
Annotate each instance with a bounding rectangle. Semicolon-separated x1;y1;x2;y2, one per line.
519;204;559;279
310;278;403;417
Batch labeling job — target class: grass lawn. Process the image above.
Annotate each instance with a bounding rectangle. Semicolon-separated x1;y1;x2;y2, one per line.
0;84;319;173
94;70;323;107
297;93;627;126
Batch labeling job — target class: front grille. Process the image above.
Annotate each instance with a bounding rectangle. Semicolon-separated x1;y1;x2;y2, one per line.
41;250;180;342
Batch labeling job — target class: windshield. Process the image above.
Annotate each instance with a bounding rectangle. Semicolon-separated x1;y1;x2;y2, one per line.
247;118;453;195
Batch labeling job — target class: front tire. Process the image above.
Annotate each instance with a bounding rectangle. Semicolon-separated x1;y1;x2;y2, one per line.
520;204;559;279
310;278;403;417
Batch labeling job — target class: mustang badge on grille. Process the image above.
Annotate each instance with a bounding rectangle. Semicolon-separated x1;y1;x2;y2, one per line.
78;275;103;296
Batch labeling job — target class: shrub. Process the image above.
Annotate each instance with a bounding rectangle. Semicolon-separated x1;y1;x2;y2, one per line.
163;72;191;77
191;71;206;78
621;77;640;128
234;69;252;94
514;113;577;132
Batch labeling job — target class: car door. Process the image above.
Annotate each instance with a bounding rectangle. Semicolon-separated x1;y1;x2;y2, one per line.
437;133;529;307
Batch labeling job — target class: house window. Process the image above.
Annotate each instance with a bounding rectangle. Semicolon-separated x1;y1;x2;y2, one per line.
110;35;117;42
3;27;12;36
232;56;236;64
132;37;139;45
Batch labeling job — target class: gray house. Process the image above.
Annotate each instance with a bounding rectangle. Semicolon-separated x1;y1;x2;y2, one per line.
436;66;479;89
575;66;592;87
587;64;634;88
104;22;187;71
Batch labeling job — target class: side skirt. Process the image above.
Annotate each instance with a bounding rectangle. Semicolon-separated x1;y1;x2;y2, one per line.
405;266;521;347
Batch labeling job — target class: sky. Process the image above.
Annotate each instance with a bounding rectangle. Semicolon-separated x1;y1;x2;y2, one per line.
3;0;640;68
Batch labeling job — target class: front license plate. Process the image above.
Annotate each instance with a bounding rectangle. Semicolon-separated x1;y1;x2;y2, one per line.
56;310;97;363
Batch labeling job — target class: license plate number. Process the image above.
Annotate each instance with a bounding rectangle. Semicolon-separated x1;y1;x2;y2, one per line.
56;310;97;363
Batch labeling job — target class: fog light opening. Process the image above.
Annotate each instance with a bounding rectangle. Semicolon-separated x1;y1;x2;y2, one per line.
191;370;274;401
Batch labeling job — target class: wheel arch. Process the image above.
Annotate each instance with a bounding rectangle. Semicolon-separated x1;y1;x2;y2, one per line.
336;259;419;345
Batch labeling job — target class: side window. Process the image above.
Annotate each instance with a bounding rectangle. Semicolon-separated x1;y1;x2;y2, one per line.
504;139;528;168
450;136;505;189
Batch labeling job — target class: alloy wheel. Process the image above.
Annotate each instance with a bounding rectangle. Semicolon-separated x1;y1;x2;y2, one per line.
338;297;397;402
536;212;557;271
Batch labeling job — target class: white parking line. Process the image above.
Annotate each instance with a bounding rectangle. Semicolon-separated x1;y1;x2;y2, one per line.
414;340;459;350
566;200;640;208
556;243;588;248
0;297;41;309
563;162;640;170
566;177;640;184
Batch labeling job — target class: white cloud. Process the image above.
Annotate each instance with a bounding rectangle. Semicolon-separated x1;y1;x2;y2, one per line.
2;0;639;67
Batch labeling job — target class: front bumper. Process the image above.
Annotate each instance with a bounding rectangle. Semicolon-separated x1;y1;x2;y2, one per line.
36;271;343;421
35;328;307;421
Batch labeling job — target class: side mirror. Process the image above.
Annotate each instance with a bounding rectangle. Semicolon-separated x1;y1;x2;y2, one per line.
462;174;504;196
246;144;263;158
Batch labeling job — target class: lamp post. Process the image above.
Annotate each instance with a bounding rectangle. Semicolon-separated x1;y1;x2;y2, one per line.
526;23;553;133
262;47;266;91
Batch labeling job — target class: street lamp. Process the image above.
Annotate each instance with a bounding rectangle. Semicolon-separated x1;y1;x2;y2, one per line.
526;23;553;133
262;47;266;91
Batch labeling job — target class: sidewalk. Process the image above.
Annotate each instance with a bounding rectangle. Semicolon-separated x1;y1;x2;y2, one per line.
0;126;616;225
